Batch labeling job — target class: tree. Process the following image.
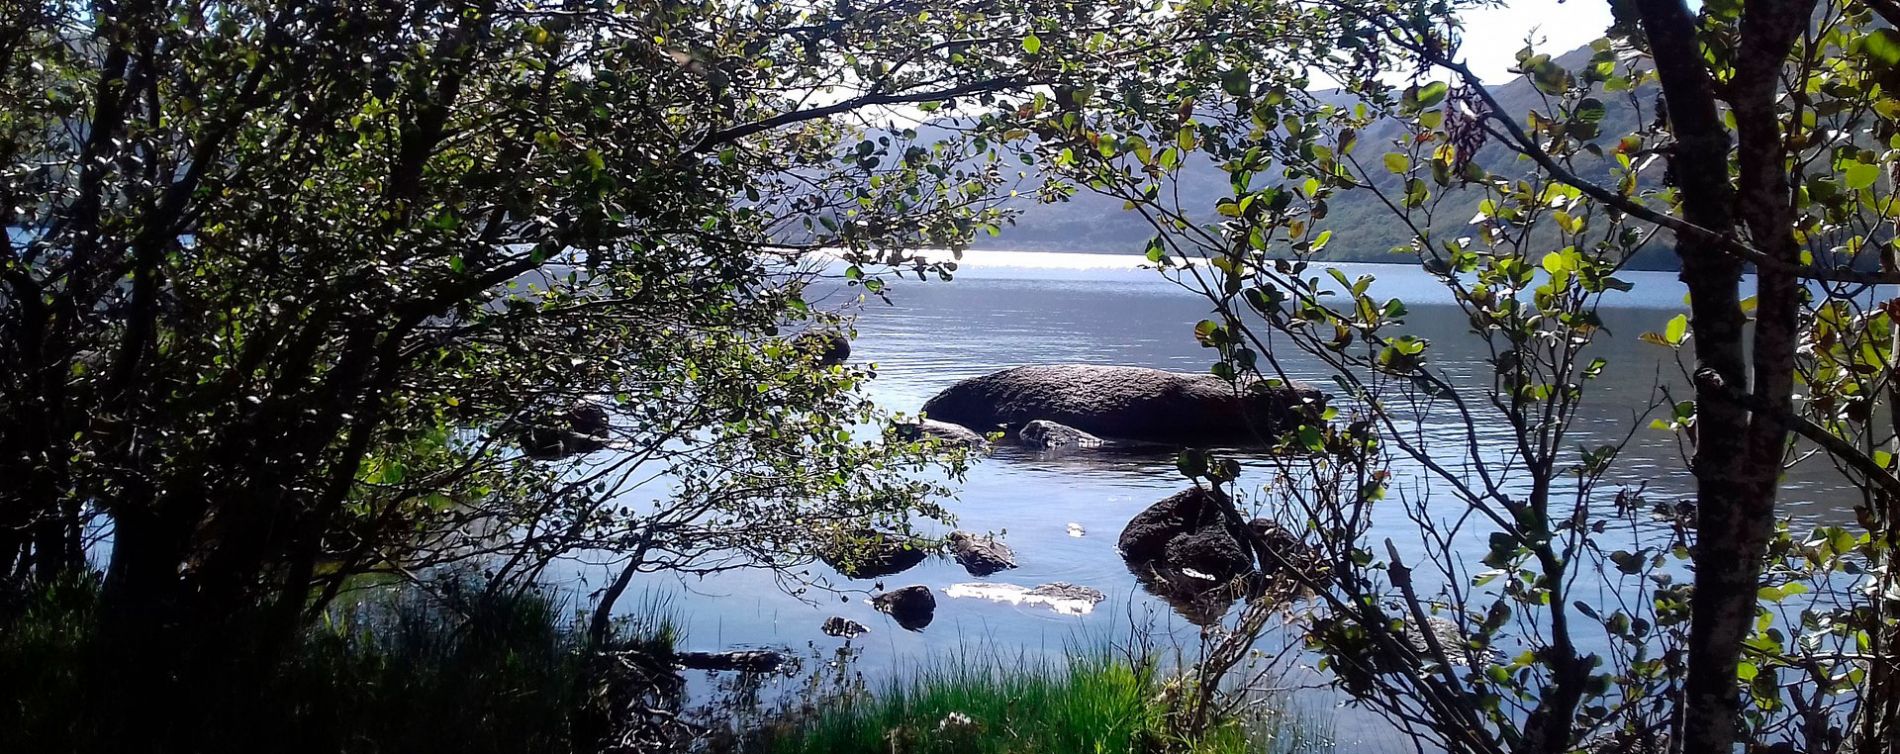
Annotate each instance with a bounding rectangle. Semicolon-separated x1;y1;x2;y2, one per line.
1019;0;1900;752
0;1;1173;748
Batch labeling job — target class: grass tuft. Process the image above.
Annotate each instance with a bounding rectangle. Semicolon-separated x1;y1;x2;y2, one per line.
754;648;1331;754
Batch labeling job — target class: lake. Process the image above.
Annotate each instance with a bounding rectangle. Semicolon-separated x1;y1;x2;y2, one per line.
592;250;1859;745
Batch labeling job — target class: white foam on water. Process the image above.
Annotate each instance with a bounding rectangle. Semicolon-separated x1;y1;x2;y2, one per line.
943;582;1101;616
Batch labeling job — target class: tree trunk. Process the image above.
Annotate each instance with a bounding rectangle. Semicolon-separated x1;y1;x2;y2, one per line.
1634;2;1814;752
1631;2;1754;752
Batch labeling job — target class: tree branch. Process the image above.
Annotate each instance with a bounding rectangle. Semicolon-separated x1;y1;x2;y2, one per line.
1696;367;1900;499
690;76;1029;153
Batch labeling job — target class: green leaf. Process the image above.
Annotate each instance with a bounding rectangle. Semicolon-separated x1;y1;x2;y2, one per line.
1864;28;1900;66
1175;449;1207;479
1664;314;1689;345
1574;98;1606;124
1021;34;1041;55
1383;153;1411;174
1846;161;1881;190
1296;424;1324;452
1541;250;1573;274
1221;68;1250;97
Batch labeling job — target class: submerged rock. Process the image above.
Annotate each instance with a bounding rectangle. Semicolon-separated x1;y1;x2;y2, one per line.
1403;616;1503;667
1017;419;1107;450
818;529;931;579
871;585;936;631
1125;564;1240;626
1027;582;1105;604
821;616;869;638
518;402;612;459
944;582;1105;615
897;418;991;450
948;531;1017;576
793;329;851;366
1310;613;1503;697
675;649;788;673
921;364;1322;446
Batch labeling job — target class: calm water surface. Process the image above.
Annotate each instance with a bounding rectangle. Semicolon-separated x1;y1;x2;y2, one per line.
595;251;1862;745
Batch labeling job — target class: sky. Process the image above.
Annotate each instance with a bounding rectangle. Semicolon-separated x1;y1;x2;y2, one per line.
1458;0;1617;82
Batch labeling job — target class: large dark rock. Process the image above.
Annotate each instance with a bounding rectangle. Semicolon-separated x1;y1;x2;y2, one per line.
818;530;931;579
1120;487;1256;622
1017;419;1106;450
1118;487;1250;572
518;402;612;459
871;585;936;631
793;330;851;366
675;649;788;673
948;531;1017;577
897;418;990;451
921;364;1322;446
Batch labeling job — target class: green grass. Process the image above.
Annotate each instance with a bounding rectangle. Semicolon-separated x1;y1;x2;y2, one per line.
0;574;680;754
275;578;677;754
4;576;1337;754
755;650;1332;754
0;573;100;748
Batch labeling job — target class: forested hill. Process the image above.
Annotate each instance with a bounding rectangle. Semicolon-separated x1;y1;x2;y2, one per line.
973;44;1679;270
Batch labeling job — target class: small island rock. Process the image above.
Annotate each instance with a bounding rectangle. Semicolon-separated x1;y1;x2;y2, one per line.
821;616;869;638
793;330;851;366
897;418;991;450
948;531;1018;577
818;529;931;579
871;585;936;631
1017;419;1107;450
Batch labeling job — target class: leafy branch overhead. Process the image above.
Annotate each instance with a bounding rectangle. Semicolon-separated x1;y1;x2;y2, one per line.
0;1;1187;743
1005;0;1900;752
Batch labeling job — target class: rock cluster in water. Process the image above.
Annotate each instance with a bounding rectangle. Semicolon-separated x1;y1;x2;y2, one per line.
1117;486;1324;624
800;363;1334;637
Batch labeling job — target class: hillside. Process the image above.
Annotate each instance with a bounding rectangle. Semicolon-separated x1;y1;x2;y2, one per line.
973;45;1677;270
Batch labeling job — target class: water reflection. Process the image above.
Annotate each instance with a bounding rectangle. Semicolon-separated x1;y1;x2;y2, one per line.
601;253;1859;751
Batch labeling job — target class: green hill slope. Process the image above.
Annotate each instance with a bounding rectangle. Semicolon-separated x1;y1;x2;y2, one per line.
975;44;1676;269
